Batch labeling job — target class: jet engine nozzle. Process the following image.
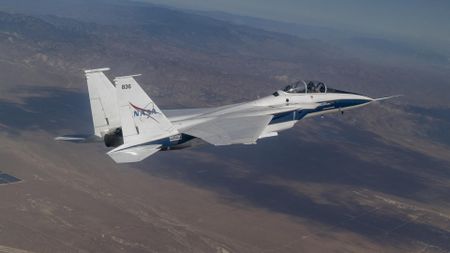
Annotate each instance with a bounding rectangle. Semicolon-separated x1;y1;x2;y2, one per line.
104;128;124;147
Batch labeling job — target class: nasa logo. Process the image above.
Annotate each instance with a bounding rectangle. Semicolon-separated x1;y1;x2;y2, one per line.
129;103;161;122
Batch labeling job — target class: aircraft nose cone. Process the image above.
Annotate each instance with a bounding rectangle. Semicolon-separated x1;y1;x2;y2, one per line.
365;96;374;103
357;95;374;103
339;94;373;108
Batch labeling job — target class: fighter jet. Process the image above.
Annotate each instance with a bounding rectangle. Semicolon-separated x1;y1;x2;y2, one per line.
56;68;399;163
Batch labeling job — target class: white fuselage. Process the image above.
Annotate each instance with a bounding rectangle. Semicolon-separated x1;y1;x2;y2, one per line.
164;90;373;139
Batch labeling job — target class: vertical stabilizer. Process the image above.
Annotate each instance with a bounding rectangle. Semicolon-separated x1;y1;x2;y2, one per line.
113;75;177;144
85;68;120;137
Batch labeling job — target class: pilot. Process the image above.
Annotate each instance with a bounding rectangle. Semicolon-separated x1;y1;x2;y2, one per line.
307;81;315;93
317;82;326;93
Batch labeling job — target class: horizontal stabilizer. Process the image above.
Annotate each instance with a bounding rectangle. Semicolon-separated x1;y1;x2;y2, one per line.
55;135;102;143
258;131;278;139
107;144;161;163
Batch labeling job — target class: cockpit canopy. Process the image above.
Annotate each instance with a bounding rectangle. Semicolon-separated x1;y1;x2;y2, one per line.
283;80;327;94
273;80;359;97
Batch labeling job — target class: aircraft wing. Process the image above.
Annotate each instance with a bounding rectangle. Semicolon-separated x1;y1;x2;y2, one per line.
181;115;273;146
107;144;161;163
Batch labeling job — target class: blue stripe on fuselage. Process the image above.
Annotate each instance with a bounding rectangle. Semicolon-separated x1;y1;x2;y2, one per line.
269;99;370;125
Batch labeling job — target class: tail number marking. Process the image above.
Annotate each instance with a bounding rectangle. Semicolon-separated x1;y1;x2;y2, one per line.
122;84;132;90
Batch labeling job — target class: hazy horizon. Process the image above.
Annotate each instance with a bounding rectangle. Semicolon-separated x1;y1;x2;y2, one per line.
0;1;449;252
135;0;450;51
